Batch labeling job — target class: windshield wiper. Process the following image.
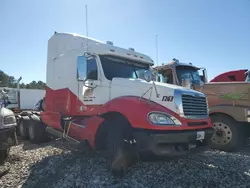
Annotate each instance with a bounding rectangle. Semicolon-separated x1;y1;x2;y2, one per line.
131;64;138;78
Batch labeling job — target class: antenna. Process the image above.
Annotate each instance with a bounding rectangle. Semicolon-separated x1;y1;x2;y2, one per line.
139;35;160;101
155;34;158;67
85;5;89;51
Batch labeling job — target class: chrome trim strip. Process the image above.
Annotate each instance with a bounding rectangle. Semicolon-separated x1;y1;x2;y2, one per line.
72;122;86;128
71;119;86;128
174;89;184;117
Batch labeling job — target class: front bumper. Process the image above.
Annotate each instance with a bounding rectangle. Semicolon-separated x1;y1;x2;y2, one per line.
133;128;214;157
0;127;17;150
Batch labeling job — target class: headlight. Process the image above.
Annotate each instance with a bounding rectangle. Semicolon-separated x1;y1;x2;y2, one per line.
247;109;250;115
3;115;16;125
148;112;182;126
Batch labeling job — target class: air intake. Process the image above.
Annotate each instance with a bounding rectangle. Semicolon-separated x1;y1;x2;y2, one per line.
106;41;113;45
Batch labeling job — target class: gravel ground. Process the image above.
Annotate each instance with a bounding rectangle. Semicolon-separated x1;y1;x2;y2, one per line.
0;139;250;188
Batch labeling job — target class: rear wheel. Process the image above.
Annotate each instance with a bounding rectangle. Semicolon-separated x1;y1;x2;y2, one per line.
210;115;244;152
0;148;10;165
28;116;49;144
104;119;137;177
19;117;29;140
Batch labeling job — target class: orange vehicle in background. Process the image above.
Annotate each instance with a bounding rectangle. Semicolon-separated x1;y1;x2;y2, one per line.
154;59;250;152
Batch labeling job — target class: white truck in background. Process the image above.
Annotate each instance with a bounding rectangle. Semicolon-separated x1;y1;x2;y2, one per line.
0;87;45;138
0;88;45;112
19;89;45;110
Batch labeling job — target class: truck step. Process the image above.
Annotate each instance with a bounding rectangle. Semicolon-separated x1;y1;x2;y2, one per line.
46;127;80;144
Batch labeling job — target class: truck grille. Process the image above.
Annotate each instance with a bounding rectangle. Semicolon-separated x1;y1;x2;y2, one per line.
182;94;208;117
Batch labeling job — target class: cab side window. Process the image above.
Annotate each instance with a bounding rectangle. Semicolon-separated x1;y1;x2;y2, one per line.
162;69;173;84
86;57;98;80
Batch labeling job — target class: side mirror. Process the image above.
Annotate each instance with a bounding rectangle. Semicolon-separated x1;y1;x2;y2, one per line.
77;56;87;81
201;68;208;83
200;75;205;82
144;70;153;82
245;70;250;82
245;70;249;77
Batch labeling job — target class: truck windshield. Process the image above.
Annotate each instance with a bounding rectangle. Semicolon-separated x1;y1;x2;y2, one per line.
99;55;152;81
176;66;203;85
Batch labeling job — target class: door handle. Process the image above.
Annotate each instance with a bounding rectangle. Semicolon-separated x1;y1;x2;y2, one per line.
84;80;100;88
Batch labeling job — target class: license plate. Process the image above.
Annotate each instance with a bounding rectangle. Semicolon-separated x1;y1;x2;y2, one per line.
196;131;205;140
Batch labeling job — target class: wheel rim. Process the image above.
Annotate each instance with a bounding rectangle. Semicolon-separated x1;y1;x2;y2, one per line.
211;122;232;145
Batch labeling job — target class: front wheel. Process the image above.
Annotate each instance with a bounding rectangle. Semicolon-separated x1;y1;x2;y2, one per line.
210;115;244;152
0;148;10;165
28;116;49;144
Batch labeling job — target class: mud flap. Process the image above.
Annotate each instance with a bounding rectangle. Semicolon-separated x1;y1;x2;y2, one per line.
111;139;138;177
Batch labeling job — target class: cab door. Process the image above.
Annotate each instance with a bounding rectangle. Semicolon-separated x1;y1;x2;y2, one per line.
77;55;110;115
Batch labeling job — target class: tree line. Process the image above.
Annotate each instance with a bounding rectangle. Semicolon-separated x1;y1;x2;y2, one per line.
0;70;45;90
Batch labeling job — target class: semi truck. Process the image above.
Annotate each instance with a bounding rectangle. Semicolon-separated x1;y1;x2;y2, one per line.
0;85;44;164
0;87;45;136
210;69;248;82
18;32;213;176
0;87;45;113
154;59;250;152
0;88;18;165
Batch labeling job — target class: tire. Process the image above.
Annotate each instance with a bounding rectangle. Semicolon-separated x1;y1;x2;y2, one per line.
28;116;49;144
210;114;244;152
104;118;137;177
19;117;29;140
0;148;10;165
